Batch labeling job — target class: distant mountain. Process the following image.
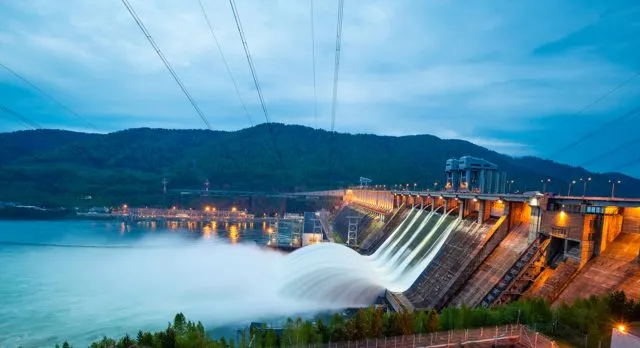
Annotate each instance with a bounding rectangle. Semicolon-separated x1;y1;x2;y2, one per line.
0;124;637;207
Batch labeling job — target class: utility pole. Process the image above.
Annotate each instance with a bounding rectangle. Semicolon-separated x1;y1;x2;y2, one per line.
609;180;621;198
162;177;168;195
541;178;550;193
580;177;591;197
567;180;575;196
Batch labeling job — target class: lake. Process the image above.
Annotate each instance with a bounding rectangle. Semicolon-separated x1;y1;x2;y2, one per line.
0;220;342;347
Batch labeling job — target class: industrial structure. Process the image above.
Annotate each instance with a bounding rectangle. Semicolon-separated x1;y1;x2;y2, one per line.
334;156;640;313
445;156;506;194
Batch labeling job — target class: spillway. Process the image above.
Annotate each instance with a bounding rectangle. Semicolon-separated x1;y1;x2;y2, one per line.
280;207;464;303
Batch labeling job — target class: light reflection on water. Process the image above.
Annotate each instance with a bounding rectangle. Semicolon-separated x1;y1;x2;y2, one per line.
0;219;320;347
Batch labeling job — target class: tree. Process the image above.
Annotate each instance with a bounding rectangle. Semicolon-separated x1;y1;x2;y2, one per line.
371;308;384;338
426;310;439;333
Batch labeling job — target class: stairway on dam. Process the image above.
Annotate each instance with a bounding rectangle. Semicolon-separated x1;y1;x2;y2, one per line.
399;216;500;310
522;256;579;303
359;206;411;255
332;204;385;244
554;232;640;304
449;222;530;307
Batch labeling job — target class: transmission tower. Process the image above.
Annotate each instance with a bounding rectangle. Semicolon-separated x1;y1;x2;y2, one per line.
290;219;302;247
347;214;361;246
359;177;372;188
313;216;324;243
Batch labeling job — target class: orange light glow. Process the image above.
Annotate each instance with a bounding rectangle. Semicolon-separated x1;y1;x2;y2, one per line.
229;225;239;244
231;207;237;212
204;206;211;212
617;324;627;333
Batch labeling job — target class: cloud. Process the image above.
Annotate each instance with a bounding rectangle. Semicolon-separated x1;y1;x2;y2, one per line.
0;0;639;177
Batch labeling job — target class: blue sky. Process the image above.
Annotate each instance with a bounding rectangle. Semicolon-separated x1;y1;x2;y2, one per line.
0;0;639;177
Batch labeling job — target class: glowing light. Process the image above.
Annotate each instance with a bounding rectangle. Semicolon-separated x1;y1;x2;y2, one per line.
204;206;211;212
617;324;627;333
231;207;237;212
473;198;478;202
172;206;177;210
123;204;128;209
228;225;239;244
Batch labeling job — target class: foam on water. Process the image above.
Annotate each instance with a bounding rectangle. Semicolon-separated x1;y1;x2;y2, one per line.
0;210;466;346
0;224;354;347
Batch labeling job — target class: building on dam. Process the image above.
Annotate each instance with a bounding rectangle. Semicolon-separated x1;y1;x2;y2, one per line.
336;156;640;313
445;156;506;194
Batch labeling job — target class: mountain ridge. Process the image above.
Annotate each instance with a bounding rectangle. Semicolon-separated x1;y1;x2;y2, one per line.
0;124;637;207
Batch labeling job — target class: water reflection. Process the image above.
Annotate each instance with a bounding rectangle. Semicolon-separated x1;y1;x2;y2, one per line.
117;219;276;245
228;225;239;244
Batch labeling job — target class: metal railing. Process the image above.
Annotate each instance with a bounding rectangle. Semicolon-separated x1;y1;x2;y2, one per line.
307;325;556;348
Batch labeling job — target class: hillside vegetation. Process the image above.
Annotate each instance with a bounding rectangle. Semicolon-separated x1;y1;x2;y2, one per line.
0;124;637;207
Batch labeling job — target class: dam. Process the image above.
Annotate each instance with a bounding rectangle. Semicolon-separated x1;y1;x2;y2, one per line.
296;157;640;312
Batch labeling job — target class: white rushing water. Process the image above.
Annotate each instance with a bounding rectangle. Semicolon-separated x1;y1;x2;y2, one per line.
281;207;467;301
0;221;362;347
0;211;470;346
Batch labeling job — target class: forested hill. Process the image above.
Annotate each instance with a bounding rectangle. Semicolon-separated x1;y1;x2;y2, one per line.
0;124;637;207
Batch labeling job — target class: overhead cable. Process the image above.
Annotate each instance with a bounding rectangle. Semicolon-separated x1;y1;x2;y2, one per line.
0;103;41;129
197;0;254;127
0;61;98;131
330;0;345;132
310;0;318;128
121;0;212;129
550;71;640;158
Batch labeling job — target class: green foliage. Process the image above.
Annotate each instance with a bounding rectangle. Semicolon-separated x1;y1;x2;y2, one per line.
3;125;640;208
67;291;640;347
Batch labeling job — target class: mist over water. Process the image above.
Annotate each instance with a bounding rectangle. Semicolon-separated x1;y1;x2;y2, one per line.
0;221;361;347
0;208;478;346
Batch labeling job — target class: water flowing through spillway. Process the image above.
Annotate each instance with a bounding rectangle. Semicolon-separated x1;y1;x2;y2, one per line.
281;207;470;301
1;213;483;346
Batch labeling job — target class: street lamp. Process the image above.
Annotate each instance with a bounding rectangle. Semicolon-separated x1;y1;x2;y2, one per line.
580;177;591;197
567;180;576;196
414;183;417;191
541;179;551;193
508;180;515;193
433;181;439;191
609;180;621;198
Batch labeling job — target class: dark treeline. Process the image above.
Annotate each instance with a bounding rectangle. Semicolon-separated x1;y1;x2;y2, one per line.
57;291;640;348
3;126;639;208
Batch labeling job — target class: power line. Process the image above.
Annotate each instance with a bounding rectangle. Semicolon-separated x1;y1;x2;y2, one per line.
310;0;318;128
330;0;345;132
0;61;98;131
227;0;271;126
580;134;640;167
611;155;640;172
327;0;346;188
550;71;640;158
227;0;289;179
0;103;41;129
120;0;212;130
197;0;254;127
551;105;640;159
